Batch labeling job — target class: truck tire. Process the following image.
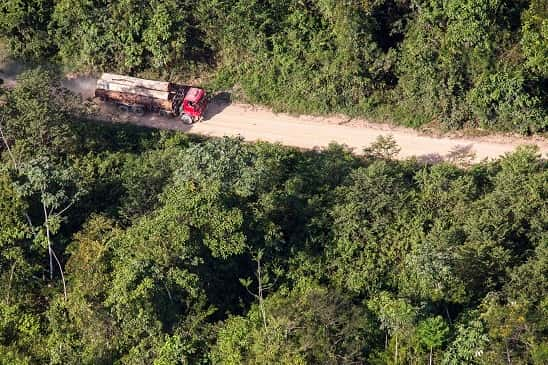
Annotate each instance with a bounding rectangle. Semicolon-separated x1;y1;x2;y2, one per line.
134;106;144;116
181;114;193;125
118;105;129;113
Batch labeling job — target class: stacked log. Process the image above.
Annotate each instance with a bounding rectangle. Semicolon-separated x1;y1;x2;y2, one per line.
96;79;170;100
95;73;182;112
96;73;173;100
100;73;172;92
94;89;172;110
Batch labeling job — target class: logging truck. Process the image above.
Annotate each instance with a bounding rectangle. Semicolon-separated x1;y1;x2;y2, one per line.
94;73;207;124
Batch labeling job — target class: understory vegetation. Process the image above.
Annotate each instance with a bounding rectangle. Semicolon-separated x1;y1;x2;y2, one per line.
0;0;546;133
1;70;547;364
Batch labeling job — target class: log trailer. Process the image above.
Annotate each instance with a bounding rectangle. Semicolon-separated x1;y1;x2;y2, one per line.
94;73;207;124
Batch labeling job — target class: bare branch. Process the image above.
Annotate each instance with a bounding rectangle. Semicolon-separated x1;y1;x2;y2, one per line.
244;284;260;301
0;116;17;169
50;247;67;300
256;255;267;330
5;261;17;305
163;281;173;302
54;200;75;217
24;213;37;238
42;198;53;280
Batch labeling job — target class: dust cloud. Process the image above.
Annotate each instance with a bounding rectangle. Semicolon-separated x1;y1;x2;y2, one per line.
61;76;97;99
0;58;97;98
0;59;26;88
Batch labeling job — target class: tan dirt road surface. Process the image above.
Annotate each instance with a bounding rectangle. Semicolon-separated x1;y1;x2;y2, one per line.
99;99;548;163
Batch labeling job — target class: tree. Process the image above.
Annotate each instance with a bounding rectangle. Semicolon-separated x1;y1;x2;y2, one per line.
443;317;489;365
0;170;30;306
400;226;467;305
0;68;78;161
239;250;271;331
212;282;376;364
368;292;417;365
363;135;401;160
417;316;449;365
50;0;207;73
0;0;55;59
468;69;546;133
14;157;84;300
50;0;112;70
327;160;411;294
485;244;548;364
0;68;91;304
44;215;119;364
520;0;548;77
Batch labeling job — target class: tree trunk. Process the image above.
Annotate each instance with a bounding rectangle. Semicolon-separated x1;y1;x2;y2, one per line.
395;334;398;365
43;199;67;300
0;117;18;168
50;248;67;300
444;305;452;325
5;262;16;304
429;346;433;365
43;198;53;280
257;256;267;330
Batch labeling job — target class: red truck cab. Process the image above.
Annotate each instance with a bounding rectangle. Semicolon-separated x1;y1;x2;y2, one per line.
181;87;206;124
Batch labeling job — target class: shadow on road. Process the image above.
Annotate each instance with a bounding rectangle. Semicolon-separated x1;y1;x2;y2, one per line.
416;144;476;165
203;92;232;121
416;153;444;164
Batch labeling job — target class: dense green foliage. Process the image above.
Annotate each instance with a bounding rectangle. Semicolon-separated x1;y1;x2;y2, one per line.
1;0;546;132
1;70;547;364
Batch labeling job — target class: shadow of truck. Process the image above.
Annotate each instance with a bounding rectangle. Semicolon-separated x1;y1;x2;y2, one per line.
203;92;232;121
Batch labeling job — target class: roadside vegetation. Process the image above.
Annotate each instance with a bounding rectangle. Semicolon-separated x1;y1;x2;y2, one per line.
0;0;546;133
1;69;547;364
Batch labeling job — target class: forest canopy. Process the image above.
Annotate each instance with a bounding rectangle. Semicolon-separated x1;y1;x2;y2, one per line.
0;69;547;364
0;0;546;133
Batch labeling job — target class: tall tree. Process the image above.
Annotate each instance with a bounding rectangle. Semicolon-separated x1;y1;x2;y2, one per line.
417;316;449;365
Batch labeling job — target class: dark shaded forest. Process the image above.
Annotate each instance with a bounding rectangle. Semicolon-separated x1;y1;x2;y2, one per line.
1;69;546;364
1;0;546;133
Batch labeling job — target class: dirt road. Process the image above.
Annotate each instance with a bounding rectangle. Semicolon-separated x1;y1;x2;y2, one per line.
3;68;547;162
102;100;548;163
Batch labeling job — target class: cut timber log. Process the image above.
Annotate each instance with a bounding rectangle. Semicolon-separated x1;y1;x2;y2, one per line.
95;89;173;111
96;79;171;100
100;73;172;92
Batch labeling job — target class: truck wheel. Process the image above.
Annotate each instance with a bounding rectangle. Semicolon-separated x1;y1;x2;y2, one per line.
181;114;193;125
159;110;167;117
118;105;129;113
134;106;144;116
